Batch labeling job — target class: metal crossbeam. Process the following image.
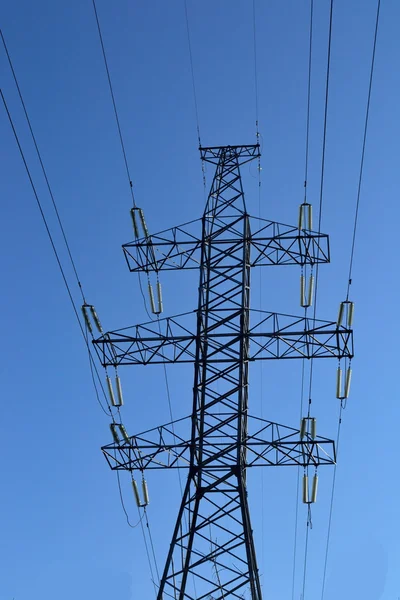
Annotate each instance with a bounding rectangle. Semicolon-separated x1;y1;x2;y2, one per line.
93;310;352;366
102;415;335;471
122;216;329;272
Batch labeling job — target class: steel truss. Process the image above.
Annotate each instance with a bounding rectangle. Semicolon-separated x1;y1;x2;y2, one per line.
95;145;353;599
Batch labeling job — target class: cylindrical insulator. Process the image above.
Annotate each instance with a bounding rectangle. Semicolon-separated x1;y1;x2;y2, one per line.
300;418;306;439
157;281;163;314
90;306;103;333
142;479;150;505
148;283;156;314
347;302;355;327
310;418;316;439
110;423;120;444
300;275;305;307
132;479;141;507
307;204;313;231
298;205;304;230
311;474;318;503
119;424;130;443
336;367;343;399
302;474;309;504
139;209;149;237
106;376;117;407
81;306;93;334
115;375;124;407
307;275;314;307
344;367;352;399
130;208;140;238
337;302;345;327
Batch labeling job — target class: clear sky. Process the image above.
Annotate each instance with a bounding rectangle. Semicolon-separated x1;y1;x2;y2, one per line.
1;1;399;599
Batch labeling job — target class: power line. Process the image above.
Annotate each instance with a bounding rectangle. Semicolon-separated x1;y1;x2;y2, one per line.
0;89;112;417
303;0;314;200
184;0;202;147
116;469;144;529
92;0;136;208
1;87;141;539
1;31;141;525
1;90;143;527
0;28;86;303
0;30;116;419
301;1;334;596
144;507;161;583
346;0;381;299
184;0;206;196
291;361;306;600
252;0;260;136
320;403;343;599
311;0;334;323
92;0;160;321
321;2;381;596
292;2;314;592
91;4;169;590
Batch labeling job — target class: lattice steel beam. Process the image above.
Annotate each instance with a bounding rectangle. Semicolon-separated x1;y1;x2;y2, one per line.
93;310;352;366
122;216;330;272
102;415;336;471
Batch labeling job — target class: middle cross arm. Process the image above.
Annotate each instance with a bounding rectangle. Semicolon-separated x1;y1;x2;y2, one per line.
101;415;336;471
92;310;352;367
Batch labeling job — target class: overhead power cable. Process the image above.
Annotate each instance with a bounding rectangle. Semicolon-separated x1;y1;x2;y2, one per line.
0;29;113;416
0;29;85;303
184;0;202;148
320;403;343;599
92;0;136;208
291;1;315;597
184;0;206;196
346;0;381;299
303;0;314;202
91;4;168;590
116;469;144;529
252;0;260;138
0;90;110;413
1;90;142;527
311;0;334;323
301;1;334;597
92;0;161;322
321;2;381;597
1;30;136;524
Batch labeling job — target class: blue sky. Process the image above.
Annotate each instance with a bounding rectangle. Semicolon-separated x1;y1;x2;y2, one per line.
1;1;399;598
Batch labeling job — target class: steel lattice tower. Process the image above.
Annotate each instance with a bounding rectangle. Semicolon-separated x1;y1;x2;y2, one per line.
94;144;353;599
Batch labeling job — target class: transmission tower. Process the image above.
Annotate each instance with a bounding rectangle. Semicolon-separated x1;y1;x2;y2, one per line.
94;144;353;599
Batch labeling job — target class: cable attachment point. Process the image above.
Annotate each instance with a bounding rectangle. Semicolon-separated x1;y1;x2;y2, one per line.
336;364;352;399
337;300;354;327
110;423;130;444
300;273;314;307
298;202;313;230
300;417;317;439
131;476;150;507
81;304;103;334
303;473;319;504
148;281;163;315
130;207;150;238
106;373;124;407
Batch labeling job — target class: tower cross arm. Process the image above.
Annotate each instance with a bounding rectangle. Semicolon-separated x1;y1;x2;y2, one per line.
92;311;353;367
123;215;330;273
92;312;197;367
249;216;330;266
101;416;335;471
122;218;203;272
248;310;353;360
